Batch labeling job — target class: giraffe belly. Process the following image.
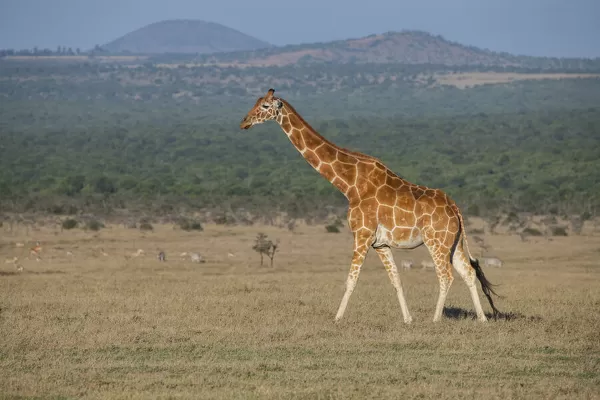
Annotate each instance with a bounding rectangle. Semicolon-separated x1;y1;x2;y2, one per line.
373;225;423;249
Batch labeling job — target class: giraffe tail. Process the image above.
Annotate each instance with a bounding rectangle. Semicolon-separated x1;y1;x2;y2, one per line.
453;205;502;320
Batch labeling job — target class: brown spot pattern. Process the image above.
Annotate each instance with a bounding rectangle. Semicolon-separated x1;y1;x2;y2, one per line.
241;92;491;323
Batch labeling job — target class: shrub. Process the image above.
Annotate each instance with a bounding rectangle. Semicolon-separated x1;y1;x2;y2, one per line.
522;227;543;236
62;218;78;230
178;218;203;231
86;219;104;231
325;224;341;233
252;233;278;267
139;222;154;231
551;226;568;236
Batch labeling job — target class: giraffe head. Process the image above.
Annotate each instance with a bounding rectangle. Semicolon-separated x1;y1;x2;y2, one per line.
240;88;283;130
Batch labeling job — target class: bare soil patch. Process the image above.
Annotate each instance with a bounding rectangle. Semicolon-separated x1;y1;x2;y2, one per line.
436;72;600;88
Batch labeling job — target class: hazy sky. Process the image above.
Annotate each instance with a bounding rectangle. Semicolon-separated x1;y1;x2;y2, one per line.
0;0;598;57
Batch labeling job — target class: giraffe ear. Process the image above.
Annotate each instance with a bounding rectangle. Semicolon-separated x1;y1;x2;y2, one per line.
276;99;283;109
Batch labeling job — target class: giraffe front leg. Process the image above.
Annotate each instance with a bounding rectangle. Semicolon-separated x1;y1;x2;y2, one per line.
374;246;412;324
334;230;373;322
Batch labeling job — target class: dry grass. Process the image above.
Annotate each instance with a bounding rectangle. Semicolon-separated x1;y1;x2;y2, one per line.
1;223;599;399
435;72;600;89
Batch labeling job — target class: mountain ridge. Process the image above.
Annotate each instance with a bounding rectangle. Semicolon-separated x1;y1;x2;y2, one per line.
199;30;596;68
99;20;599;70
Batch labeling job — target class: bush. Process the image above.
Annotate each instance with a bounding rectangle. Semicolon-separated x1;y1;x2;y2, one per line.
551;226;568;236
86;219;104;231
178;218;203;231
62;218;78;230
325;224;341;233
139;222;154;231
522;227;543;236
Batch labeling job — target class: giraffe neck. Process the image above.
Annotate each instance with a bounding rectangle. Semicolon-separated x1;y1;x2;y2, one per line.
275;100;358;197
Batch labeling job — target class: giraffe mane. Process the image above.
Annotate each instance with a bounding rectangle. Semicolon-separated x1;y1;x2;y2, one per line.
279;98;384;165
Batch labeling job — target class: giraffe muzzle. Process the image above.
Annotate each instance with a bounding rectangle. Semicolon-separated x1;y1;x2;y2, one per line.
240;117;252;130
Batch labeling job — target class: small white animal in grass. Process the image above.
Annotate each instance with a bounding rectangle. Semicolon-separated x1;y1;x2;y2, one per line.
100;248;109;257
400;259;414;269
15;242;25;248
420;260;435;270
132;249;145;257
5;257;23;271
190;253;205;263
481;257;503;268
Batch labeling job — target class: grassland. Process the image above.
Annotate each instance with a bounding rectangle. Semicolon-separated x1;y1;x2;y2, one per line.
1;222;599;399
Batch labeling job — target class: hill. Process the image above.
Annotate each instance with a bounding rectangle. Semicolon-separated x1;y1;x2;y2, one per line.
197;30;599;70
102;19;272;54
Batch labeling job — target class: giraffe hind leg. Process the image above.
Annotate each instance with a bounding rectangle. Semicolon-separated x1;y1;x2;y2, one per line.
423;229;454;322
432;255;454;322
452;248;487;322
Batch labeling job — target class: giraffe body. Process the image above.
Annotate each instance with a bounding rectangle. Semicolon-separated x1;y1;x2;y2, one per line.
241;89;500;323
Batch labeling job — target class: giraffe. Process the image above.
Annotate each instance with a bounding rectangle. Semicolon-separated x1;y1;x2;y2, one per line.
240;89;501;323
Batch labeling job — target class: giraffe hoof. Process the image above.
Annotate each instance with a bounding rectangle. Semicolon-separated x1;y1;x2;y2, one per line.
404;316;413;324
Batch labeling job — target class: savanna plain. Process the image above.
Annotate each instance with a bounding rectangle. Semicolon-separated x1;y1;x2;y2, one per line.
1;220;599;399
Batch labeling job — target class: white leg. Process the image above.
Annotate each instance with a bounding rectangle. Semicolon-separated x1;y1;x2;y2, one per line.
453;249;487;322
335;232;372;322
374;246;412;323
432;266;454;322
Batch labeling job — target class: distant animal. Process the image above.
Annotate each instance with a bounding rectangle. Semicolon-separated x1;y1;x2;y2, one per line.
179;252;188;259
190;253;204;263
15;242;25;248
100;248;109;257
30;241;42;256
66;251;74;257
157;251;166;262
420;260;435;270
481;257;503;268
472;236;485;245
400;259;414;269
5;257;18;264
227;252;236;258
132;249;145;257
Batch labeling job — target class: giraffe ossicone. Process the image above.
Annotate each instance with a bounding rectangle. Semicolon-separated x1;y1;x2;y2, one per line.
240;89;501;323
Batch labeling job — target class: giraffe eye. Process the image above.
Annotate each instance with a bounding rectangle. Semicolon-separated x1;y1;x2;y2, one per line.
261;104;269;109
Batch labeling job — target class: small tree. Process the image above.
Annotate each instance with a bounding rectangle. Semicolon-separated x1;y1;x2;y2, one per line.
252;233;279;267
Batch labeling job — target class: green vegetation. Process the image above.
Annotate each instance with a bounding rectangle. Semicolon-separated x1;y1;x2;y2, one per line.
177;217;203;231
61;218;78;230
0;60;598;218
139;221;154;231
